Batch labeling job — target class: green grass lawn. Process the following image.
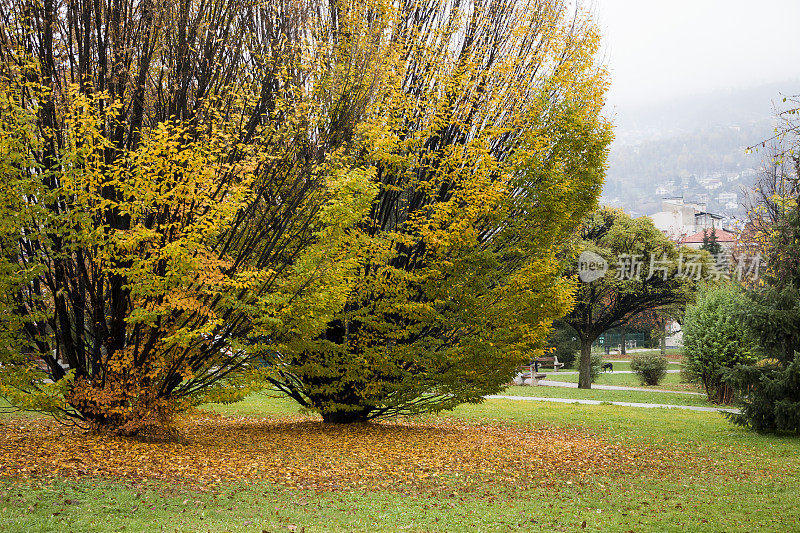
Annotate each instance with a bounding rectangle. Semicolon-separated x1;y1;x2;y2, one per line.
540;369;702;393
500;384;716;407
0;399;49;420
601;360;636;371
556;360;683;373
0;393;797;532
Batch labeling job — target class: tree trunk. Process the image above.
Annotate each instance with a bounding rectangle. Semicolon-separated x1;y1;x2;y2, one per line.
661;321;667;355
321;407;372;424
621;328;627;355
578;339;593;389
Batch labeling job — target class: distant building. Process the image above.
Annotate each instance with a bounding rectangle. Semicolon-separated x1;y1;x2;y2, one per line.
740;169;757;179
694;211;724;230
717;192;738;204
679;228;736;252
650;197;725;241
648;199;737;351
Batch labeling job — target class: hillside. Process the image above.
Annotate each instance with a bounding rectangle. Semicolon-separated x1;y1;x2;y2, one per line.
601;82;800;217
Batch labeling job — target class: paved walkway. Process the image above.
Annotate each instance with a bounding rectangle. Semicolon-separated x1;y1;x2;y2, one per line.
485;394;740;414
538;379;705;396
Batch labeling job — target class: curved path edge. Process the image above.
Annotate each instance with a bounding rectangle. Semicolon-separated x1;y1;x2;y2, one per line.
485;394;740;414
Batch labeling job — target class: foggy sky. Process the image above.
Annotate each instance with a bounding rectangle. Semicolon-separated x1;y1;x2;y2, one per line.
596;0;800;108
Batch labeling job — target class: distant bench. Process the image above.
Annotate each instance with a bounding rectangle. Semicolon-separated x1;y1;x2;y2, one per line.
511;356;564;386
514;366;547;386
531;356;564;372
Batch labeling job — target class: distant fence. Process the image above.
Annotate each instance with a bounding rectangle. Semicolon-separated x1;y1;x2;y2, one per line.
594;332;647;349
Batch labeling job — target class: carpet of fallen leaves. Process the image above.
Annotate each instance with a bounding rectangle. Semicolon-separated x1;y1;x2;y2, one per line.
0;415;693;491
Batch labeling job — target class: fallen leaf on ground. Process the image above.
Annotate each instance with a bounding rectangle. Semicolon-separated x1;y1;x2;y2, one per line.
0;416;699;491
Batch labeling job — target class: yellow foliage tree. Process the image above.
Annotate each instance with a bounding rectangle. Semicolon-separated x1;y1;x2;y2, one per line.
0;0;387;433
262;0;612;422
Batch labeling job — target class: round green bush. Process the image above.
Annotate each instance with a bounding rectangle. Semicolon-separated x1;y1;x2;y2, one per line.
630;352;668;386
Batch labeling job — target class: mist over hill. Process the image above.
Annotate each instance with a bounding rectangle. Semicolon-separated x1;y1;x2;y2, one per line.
601;82;800;218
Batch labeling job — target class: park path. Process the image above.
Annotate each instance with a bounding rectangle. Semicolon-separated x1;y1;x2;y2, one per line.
485;394;740;414
537;379;705;396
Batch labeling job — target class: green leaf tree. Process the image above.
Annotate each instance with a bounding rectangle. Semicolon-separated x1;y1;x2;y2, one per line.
683;284;760;403
563;208;702;389
544;320;581;369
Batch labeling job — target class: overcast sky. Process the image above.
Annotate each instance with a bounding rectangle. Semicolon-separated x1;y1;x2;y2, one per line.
595;0;800;108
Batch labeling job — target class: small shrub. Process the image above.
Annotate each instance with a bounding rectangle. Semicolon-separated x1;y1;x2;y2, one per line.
630;352;668;386
589;353;603;383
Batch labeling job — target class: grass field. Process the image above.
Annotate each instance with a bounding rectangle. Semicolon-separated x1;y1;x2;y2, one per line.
539;369;702;393
555;360;685;374
499;384;715;407
0;391;796;532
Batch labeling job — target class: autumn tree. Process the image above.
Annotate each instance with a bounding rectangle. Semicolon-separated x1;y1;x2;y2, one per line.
725;182;800;430
0;0;391;433
262;0;612;422
740;97;800;272
698;96;800;431
626;308;678;355
737;95;800;362
563;208;701;389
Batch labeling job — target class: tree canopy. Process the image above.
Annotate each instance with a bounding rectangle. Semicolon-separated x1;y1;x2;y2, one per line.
738;95;800;363
563;208;701;388
0;0;612;428
260;0;612;422
0;0;390;432
726;113;800;431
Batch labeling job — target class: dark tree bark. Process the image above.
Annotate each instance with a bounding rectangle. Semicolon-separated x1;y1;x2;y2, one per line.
321;408;372;424
578;338;593;389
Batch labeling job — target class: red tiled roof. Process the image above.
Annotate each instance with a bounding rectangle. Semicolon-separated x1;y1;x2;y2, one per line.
681;229;736;244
